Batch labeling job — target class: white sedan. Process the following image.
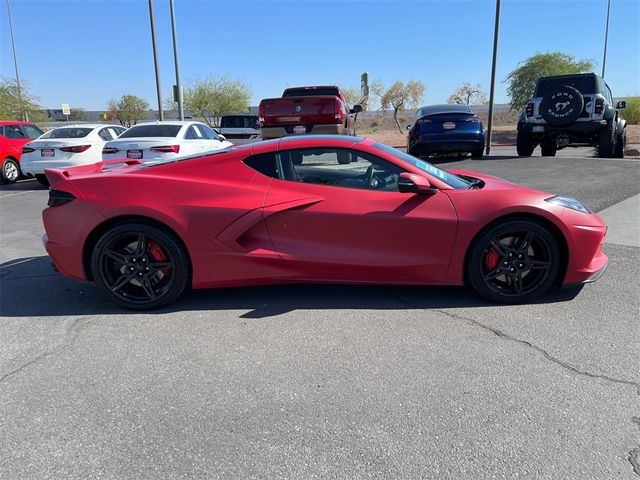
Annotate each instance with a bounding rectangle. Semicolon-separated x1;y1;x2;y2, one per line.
21;124;127;185
101;121;232;164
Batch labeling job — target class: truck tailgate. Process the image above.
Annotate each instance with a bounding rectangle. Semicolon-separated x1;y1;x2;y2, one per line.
262;96;337;126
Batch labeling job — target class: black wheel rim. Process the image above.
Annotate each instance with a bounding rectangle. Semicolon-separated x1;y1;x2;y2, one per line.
99;233;175;305
480;229;553;298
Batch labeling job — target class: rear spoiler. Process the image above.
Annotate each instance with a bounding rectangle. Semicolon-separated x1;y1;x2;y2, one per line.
45;158;143;187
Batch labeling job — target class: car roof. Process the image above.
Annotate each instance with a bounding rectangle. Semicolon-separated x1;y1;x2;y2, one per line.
0;120;35;126
418;104;473;116
133;120;200;127
539;72;598;80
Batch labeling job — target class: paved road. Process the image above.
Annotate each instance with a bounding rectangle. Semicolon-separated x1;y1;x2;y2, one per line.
1;150;639;479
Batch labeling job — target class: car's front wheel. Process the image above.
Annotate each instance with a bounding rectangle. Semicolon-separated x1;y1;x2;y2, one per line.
614;128;626;158
598;121;616;158
467;219;560;303
91;222;190;310
516;131;534;157
1;158;20;184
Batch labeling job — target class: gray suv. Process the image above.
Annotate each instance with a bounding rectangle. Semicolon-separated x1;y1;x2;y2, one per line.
517;73;627;158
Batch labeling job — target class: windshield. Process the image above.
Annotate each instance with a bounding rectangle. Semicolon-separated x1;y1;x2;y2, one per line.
41;127;93;139
372;143;469;189
535;76;597;96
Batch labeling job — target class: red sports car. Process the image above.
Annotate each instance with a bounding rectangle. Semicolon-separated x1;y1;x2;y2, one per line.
42;135;607;310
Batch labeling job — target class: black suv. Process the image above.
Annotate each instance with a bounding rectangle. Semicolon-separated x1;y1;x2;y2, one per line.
517;73;627;158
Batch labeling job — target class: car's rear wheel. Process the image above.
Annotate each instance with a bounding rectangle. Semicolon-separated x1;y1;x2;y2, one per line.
614;128;626;158
540;141;557;157
35;174;50;186
1;158;20;184
471;147;484;159
467;219;560;303
91;222;190;310
516;131;534;157
598;121;616;158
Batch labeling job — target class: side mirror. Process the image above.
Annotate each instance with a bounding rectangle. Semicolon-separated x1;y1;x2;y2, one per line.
218;134;227;142
398;172;437;194
212;127;221;134
350;104;363;114
616;100;626;109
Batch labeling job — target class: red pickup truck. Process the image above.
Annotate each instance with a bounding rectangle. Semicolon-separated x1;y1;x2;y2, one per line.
258;86;362;140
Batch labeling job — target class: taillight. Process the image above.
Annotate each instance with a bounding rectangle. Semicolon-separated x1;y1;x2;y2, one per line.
102;147;119;154
258;103;265;124
525;103;534;117
47;190;76;207
22;146;35;154
150;145;180;153
595;98;604;114
334;98;344;124
60;145;91;153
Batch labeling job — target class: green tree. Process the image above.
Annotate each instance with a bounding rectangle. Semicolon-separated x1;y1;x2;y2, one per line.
506;52;594;112
377;80;425;132
111;94;149;127
621;96;640;124
168;75;251;127
0;77;45;121
448;82;488;105
68;107;87;121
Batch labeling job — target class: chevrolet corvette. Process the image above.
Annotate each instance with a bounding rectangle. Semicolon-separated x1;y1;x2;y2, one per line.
42;135;607;309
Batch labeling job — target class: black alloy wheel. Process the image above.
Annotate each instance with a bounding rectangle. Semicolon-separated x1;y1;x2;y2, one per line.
467;220;560;303
91;222;189;309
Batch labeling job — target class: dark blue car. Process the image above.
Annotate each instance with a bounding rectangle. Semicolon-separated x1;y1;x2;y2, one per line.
407;104;485;158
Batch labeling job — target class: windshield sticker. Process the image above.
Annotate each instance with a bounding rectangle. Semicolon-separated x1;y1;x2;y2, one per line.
417;161;447;180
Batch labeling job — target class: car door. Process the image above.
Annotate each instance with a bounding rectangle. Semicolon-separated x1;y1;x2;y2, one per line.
3;124;29;156
260;147;458;281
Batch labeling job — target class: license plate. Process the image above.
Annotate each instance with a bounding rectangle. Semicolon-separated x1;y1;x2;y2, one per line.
533;126;545;133
127;149;143;159
41;149;54;157
443;122;456;129
293;126;306;134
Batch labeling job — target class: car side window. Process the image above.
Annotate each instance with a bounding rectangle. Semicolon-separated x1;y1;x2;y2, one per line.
98;128;112;141
184;126;200;140
198;124;220;141
4;125;25;139
278;148;404;192
244;152;279;178
21;125;44;139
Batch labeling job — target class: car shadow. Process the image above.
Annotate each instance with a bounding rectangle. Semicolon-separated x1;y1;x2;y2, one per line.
0;178;46;192
0;256;584;318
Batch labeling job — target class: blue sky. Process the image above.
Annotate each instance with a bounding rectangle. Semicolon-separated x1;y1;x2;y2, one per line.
1;0;638;111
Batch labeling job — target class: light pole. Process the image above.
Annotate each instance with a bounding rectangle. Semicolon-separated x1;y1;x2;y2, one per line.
169;0;184;120
6;0;25;121
148;0;164;121
602;0;611;78
485;0;501;155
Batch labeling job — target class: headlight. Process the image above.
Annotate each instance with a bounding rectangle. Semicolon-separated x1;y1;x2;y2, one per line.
545;196;590;214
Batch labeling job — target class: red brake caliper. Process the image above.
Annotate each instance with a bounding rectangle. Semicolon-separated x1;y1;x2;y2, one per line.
148;240;170;276
485;248;500;271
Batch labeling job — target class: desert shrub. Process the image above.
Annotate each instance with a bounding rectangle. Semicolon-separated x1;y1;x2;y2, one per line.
621;96;640;124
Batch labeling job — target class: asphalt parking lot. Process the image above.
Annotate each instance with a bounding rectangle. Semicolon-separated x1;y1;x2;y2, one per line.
1;147;639;479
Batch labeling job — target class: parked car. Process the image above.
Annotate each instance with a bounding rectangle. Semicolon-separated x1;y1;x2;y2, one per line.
102;121;232;164
42;135;606;310
21;124;126;185
407;104;485;158
0;121;44;183
218;114;260;145
517;73;626;158
258;86;362;140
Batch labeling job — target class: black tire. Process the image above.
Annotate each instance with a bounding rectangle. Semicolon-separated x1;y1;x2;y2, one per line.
516;131;535;157
35;174;50;186
467;219;560;304
540;141;557;157
1;158;21;184
90;222;190;310
598;121;616;158
539;85;584;127
471;147;484;159
614;128;626;158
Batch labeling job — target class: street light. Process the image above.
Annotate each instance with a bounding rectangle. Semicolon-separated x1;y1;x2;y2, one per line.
6;0;25;121
485;0;501;155
148;0;164;121
169;0;184;120
602;0;611;78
